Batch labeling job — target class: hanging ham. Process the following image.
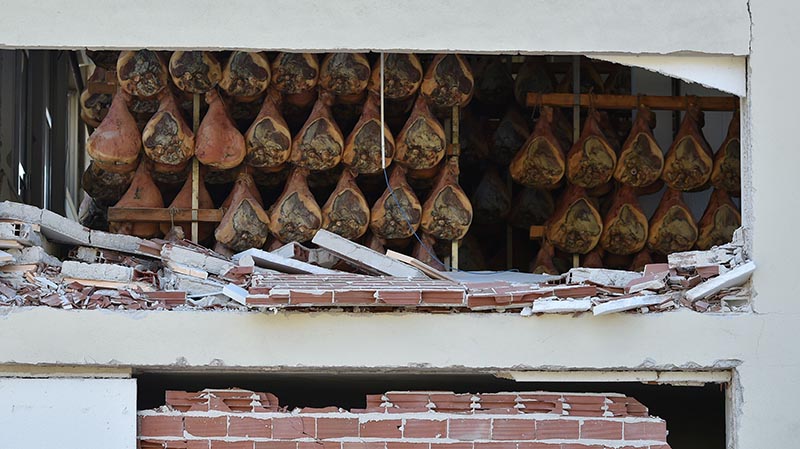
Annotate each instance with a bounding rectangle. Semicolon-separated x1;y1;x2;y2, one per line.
509;188;555;230
696;189;741;250
545;185;603;254
395;95;446;170
532;240;559;275
218;52;271;100
583;246;605;269
421;158;473;240
509;106;566;189
364;233;387;254
342;93;395;174
566;108;617;189
289;91;344;170
711;113;741;194
599;185;649;255
142;90;194;166
614;106;664;187
244;88;292;169
420;54;474;108
271;53;319;94
412;233;445;271
320;168;370;240
514;57;555;106
319;53;371;97
369;165;422;240
195;89;246;170
81;162;134;206
629;248;654;272
116;50;168;98
493;107;530;166
160;169;215;241
471;167;511;225
109;160;164;238
80;67;112;128
169;51;222;94
662;103;713;191
268;167;322;243
368;53;423;100
647;188;698;254
215;172;271;251
474;57;514;107
86;90;141;173
86;50;120;70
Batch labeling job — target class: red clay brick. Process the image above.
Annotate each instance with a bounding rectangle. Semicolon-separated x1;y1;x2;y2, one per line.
342;443;386;449
273;417;316;439
535;419;580;440
430;444;472;449
516;444;559;449
298;443;342;449
360;419;402;438
473;443;516;449
386;443;429;449
580;420;622;440
140;415;184;437
404;419;447;438
186;417;227;437
255;442;297;449
560;445;605;449
210;442;253;449
139;440;190;449
228;416;271;438
187;442;210;449
449;419;491;440
492;419;535;440
317;418;359;438
623;421;667;442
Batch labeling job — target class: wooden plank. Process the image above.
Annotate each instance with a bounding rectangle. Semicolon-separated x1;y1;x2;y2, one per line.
191;94;201;244
385;250;457;282
526;92;739;111
107;207;223;223
312;229;425;279
529;225;546;239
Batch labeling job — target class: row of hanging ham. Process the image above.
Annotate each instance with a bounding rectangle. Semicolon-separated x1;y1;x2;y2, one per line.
80;51;740;271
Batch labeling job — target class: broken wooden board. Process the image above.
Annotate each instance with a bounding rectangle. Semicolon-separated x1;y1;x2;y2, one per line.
312;229;426;279
234;248;338;275
62;277;157;292
385;250;457;282
592;293;676;316
685;261;756;302
528;298;593;314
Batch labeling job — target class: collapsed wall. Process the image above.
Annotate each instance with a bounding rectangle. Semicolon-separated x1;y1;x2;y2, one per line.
139;389;670;449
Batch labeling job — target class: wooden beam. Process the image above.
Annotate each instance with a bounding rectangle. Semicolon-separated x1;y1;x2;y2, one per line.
107;207;223;223
526;93;739;111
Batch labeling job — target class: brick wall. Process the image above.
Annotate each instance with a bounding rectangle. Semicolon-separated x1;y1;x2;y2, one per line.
139;389;671;449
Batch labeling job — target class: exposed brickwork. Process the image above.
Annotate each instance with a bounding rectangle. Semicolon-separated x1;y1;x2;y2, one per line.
139;389;671;449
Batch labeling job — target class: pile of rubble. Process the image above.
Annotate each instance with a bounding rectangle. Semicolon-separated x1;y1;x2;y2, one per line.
0;201;755;315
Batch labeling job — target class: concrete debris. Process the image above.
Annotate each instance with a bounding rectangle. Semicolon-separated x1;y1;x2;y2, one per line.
233;248;338;275
0;203;755;315
312;229;426;278
566;267;641;288
61;261;134;283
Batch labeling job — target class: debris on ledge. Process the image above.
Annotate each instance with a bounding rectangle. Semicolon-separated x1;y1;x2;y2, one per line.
0;201;753;315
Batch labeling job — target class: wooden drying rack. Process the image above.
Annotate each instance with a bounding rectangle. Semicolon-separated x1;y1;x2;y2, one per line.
525;92;739;111
107;92;224;244
524;85;739;267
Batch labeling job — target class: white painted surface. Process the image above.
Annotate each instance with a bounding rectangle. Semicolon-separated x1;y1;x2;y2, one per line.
0;0;750;55
0;378;136;449
591;54;747;96
0;308;766;369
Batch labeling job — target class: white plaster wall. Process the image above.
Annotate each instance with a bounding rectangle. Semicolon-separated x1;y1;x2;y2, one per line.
0;0;750;55
0;308;763;369
0;377;136;449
